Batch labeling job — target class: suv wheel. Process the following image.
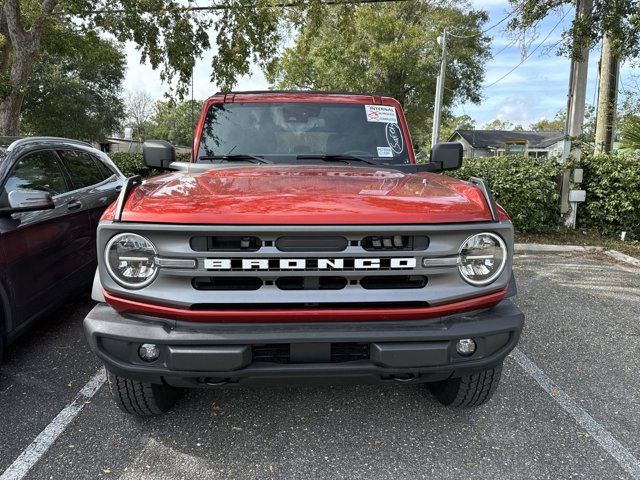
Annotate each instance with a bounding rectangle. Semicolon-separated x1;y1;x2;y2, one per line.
429;364;502;408
107;371;182;416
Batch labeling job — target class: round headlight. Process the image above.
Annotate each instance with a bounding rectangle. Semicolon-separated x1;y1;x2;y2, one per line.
105;233;158;288
458;233;507;286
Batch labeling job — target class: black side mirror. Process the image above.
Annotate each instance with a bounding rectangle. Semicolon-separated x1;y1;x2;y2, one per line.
143;140;176;170
430;142;463;171
1;189;55;214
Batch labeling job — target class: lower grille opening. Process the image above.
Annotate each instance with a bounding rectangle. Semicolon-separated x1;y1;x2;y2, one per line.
191;301;429;310
192;277;263;291
360;275;428;289
252;344;290;364
276;276;348;290
251;343;369;364
331;343;369;362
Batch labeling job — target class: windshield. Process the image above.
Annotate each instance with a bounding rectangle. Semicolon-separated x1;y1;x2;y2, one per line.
197;102;410;164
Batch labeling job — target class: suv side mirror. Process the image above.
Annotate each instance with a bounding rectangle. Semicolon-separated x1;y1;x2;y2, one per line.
143;140;176;170
430;142;463;171
1;189;55;214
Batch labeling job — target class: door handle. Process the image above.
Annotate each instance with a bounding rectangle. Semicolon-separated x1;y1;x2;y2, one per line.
115;185;122;192
67;199;82;210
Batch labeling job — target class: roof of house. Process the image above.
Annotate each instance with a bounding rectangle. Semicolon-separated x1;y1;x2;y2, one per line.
450;130;564;149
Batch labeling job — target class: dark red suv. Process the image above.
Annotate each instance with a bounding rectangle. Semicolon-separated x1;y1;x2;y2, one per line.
0;137;125;363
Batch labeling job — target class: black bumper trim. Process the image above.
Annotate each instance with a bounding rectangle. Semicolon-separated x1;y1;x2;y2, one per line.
84;300;524;386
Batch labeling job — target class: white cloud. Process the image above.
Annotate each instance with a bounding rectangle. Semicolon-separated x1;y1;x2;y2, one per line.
123;41;270;101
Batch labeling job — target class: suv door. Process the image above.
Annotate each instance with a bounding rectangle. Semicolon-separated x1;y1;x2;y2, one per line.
57;149;122;257
0;149;93;327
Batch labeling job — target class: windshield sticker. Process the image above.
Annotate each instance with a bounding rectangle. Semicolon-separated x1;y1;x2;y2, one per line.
365;105;398;124
377;146;393;157
385;123;404;154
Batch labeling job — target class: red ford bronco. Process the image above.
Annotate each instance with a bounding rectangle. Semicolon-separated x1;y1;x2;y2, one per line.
84;91;523;416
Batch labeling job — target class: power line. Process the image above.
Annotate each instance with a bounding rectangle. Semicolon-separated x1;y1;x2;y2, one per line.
492;38;518;58
72;0;412;16
446;3;524;39
483;8;570;89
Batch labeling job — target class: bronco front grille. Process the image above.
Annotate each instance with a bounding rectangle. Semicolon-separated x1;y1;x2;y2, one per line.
99;223;508;311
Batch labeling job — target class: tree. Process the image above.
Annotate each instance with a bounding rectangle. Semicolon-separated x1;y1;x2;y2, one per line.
507;0;640;152
21;28;125;141
125;91;155;140
530;110;565;132
620;116;640;152
149;99;204;146
441;114;476;140
0;0;347;135
267;1;491;146
482;119;523;131
617;76;640;134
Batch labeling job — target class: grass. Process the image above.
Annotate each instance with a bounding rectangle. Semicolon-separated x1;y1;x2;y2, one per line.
515;227;640;258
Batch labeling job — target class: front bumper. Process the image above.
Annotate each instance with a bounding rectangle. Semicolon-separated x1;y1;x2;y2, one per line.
84;300;524;387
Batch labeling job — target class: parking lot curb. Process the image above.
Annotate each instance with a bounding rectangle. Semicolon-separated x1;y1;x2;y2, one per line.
514;243;604;253
603;250;640;268
515;244;640;268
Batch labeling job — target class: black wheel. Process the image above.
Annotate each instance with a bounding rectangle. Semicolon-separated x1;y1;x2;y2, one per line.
429;364;502;408
107;371;181;416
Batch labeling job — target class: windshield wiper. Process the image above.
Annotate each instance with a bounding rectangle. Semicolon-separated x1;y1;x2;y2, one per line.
295;154;380;165
199;154;272;164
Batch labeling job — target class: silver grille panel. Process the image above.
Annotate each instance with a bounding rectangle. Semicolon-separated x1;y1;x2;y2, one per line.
97;222;514;309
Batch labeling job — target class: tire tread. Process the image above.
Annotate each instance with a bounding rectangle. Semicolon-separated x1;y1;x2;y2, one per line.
107;372;179;416
429;364;502;408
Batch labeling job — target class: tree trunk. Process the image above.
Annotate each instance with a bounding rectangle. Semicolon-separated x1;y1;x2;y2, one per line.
0;47;39;135
594;32;620;154
0;0;48;135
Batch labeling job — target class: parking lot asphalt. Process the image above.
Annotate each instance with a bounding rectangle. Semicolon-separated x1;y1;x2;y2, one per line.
0;251;638;479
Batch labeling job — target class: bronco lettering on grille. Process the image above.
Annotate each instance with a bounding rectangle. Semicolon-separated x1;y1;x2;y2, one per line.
204;258;417;271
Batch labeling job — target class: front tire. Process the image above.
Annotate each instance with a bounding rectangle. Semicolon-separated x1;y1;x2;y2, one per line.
107;371;181;416
429;364;502;408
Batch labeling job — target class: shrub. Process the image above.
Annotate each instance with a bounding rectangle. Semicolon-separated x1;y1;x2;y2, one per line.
577;153;640;239
450;155;561;233
109;152;191;178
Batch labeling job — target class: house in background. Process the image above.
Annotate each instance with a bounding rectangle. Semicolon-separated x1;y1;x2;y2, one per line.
448;130;565;159
94;137;192;155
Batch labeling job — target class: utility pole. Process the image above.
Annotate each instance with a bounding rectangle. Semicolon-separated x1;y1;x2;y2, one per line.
431;28;447;146
594;31;620;153
560;0;592;228
561;0;592;163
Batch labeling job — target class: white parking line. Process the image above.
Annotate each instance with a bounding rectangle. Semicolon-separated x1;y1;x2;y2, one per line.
0;368;106;480
511;348;640;479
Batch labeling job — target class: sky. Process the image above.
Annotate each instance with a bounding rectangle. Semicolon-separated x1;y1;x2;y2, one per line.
122;0;637;129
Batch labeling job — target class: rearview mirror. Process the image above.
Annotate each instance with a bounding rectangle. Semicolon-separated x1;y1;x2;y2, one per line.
430;142;463;171
143;140;176;170
2;189;54;214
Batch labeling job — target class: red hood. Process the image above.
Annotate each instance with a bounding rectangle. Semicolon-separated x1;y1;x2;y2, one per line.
118;165;494;224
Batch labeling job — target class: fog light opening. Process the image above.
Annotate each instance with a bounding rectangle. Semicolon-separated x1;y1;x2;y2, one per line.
456;338;476;356
139;343;160;362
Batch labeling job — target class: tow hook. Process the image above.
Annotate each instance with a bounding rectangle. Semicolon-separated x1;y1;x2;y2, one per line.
201;378;231;386
391;374;419;383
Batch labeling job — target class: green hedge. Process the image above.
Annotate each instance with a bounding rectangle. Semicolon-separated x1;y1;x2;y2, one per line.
109;152;190;178
450;155;561;233
577;153;640;239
